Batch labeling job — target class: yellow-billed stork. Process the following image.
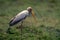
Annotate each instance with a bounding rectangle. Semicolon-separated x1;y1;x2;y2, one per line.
9;7;36;26
7;7;36;34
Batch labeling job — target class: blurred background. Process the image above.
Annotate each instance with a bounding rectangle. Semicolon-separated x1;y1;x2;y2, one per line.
0;0;60;40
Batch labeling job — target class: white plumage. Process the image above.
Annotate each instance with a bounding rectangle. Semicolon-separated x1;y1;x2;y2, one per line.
9;7;33;26
7;7;36;34
12;10;29;22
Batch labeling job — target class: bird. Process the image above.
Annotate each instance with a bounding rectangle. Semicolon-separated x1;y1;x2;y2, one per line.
6;7;36;34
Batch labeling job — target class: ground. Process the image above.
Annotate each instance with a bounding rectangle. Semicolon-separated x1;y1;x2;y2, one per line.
0;0;60;40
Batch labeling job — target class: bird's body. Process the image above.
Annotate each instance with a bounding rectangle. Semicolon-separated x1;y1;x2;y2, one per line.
9;10;30;26
7;7;36;34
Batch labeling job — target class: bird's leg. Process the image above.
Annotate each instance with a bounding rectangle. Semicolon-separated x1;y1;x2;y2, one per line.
20;21;23;40
16;21;23;40
20;21;23;28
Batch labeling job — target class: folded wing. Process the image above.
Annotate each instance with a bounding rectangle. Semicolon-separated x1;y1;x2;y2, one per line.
9;13;27;26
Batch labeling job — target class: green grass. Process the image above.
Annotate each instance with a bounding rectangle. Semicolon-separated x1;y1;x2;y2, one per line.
0;0;60;40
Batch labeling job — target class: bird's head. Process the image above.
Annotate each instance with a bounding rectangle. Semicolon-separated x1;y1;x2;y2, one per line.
27;7;32;12
27;7;37;23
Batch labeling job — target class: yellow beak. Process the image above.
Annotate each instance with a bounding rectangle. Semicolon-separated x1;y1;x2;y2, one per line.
32;10;37;23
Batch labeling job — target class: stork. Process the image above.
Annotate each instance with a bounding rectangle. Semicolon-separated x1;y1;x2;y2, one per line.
6;7;36;34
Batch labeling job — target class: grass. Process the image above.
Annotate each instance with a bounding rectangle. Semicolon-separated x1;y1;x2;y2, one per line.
0;0;60;40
